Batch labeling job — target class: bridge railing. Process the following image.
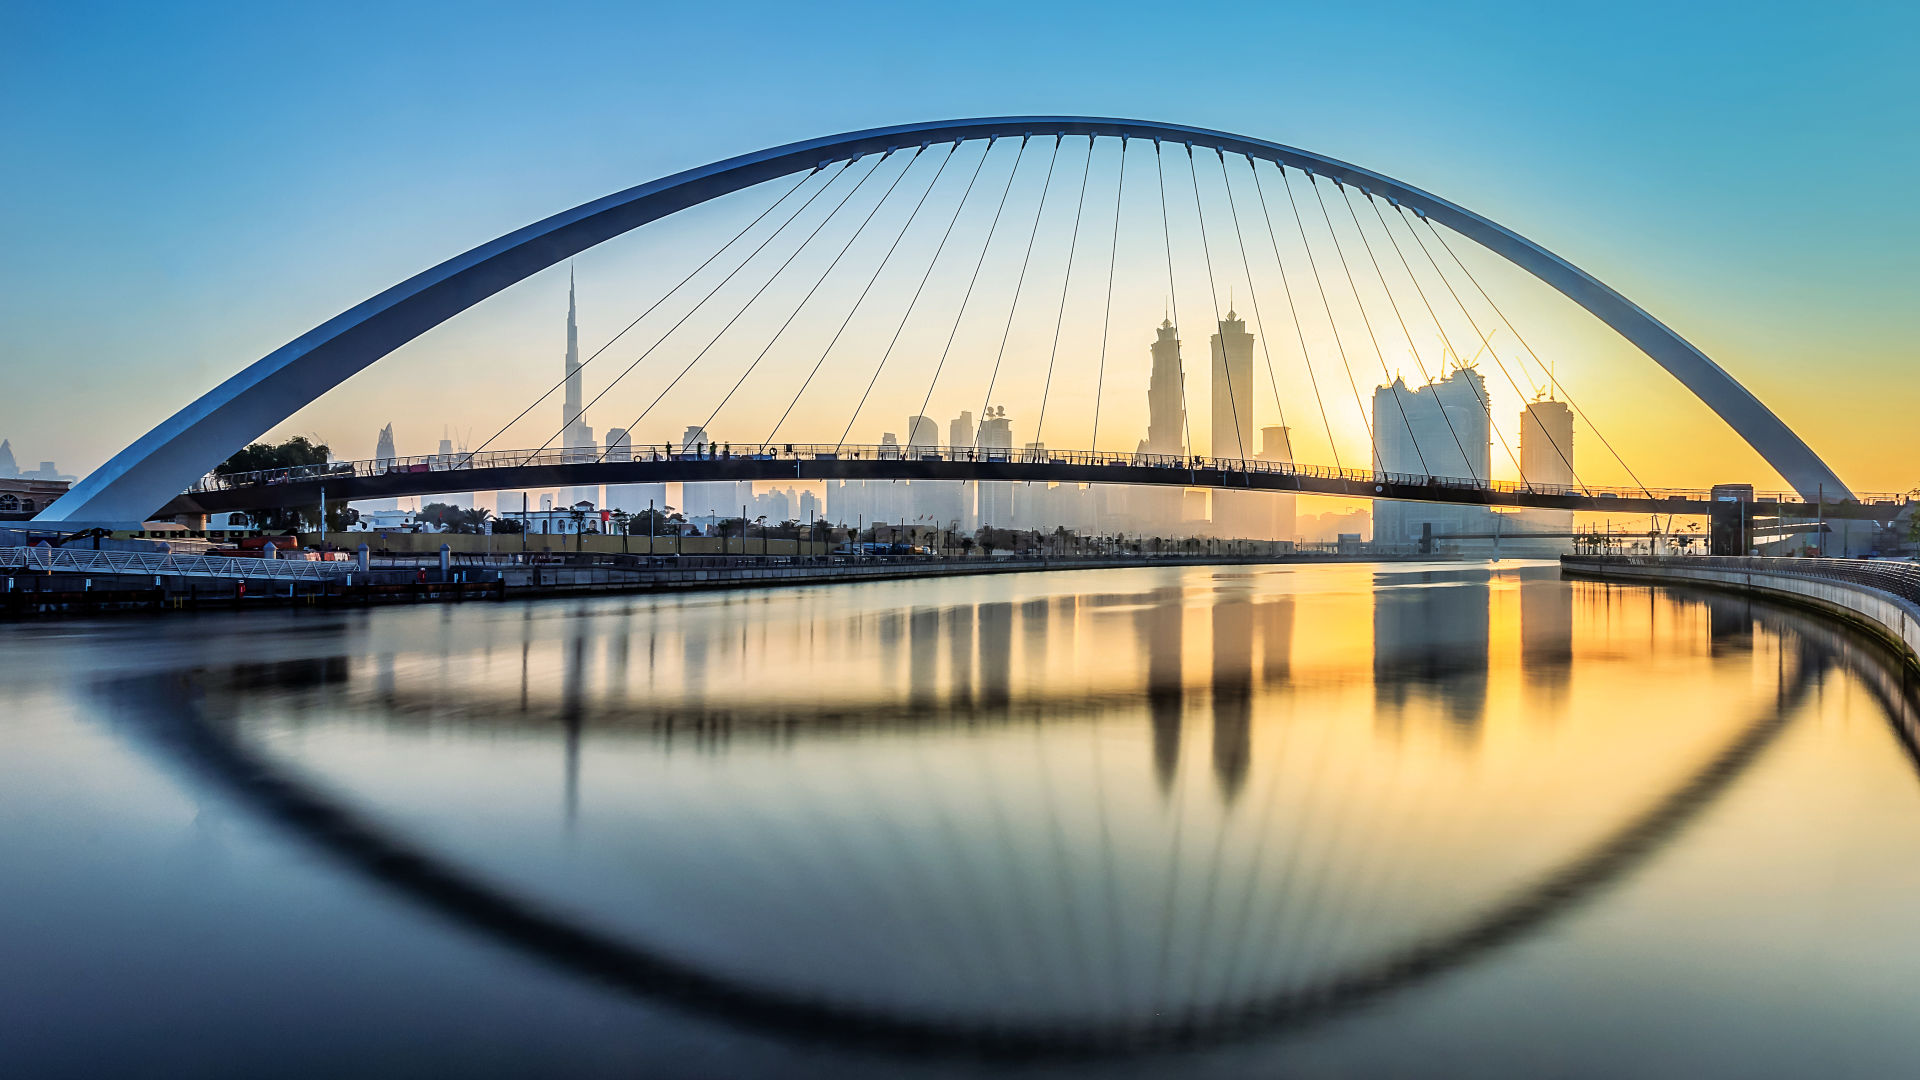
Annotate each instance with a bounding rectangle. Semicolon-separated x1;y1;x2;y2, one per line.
184;443;1908;508
1576;554;1920;606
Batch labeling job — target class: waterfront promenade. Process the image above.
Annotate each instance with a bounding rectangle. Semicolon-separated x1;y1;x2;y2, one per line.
1563;555;1920;668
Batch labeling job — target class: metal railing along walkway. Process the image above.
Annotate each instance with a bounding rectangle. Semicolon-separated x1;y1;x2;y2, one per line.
1565;555;1920;606
0;545;358;582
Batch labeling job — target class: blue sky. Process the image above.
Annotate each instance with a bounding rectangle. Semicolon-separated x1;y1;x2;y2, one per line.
2;1;1914;489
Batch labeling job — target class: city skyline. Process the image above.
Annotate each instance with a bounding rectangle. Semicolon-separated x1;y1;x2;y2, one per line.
348;287;1610;544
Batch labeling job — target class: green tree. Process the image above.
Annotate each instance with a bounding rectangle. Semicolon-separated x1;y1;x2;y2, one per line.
216;435;336;531
215;435;331;477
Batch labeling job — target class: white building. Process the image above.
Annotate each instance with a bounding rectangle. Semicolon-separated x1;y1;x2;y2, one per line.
1371;366;1499;550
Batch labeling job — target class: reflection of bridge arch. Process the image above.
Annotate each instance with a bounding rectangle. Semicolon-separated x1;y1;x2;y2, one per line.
40;116;1848;528
107;626;1834;1061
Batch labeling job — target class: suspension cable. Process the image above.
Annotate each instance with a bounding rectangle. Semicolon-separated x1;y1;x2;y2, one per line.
462;168;816;466
1090;137;1127;454
1359;190;1571;492
1333;184;1481;483
1033;136;1095;450
599;152;890;455
838;139;996;451
911;136;1030;445
762;144;958;446
1305;173;1429;477
1390;207;1573;489
508;160;852;465
1416;212;1650;497
1215;152;1289;448
1186;145;1246;468
1275;165;1380;470
974;135;1064;447
1155;141;1196;458
1248;158;1341;472
701;146;928;440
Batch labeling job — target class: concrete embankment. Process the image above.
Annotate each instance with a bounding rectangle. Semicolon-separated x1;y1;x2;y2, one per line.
1562;555;1920;668
5;552;1430;618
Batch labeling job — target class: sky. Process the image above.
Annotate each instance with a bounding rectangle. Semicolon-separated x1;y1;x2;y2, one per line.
2;0;1915;494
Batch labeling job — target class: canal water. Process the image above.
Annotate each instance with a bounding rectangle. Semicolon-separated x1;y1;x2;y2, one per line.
5;561;1920;1077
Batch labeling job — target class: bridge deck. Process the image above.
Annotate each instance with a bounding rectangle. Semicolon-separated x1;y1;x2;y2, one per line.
164;444;1906;521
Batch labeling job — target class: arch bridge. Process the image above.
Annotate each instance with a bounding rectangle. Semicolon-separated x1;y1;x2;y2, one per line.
33;116;1873;532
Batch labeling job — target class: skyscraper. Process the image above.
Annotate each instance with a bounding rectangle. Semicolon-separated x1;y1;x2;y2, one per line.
1145;319;1185;457
561;270;598;509
1138;320;1187;534
906;415;938;456
603;427;665;515
1373;367;1490;483
0;440;16;479
562;269;592;454
1520;397;1575;491
1210;311;1254;461
949;410;977;531
359;424;401;512
949;410;974;451
1258;425;1296;542
1517;396;1576;540
1371;366;1496;550
434;436;472;509
679;424;739;526
1209;311;1259;535
977;406;1013;528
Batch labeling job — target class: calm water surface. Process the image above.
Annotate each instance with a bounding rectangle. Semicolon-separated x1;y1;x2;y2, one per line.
6;561;1920;1077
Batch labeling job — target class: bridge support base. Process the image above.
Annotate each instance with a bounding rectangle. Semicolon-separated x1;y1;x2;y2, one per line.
1709;502;1750;556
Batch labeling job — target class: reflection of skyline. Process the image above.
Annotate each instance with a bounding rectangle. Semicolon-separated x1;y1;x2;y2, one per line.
1212;591;1253;804
1372;569;1491;730
1136;585;1186;794
1520;574;1573;708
